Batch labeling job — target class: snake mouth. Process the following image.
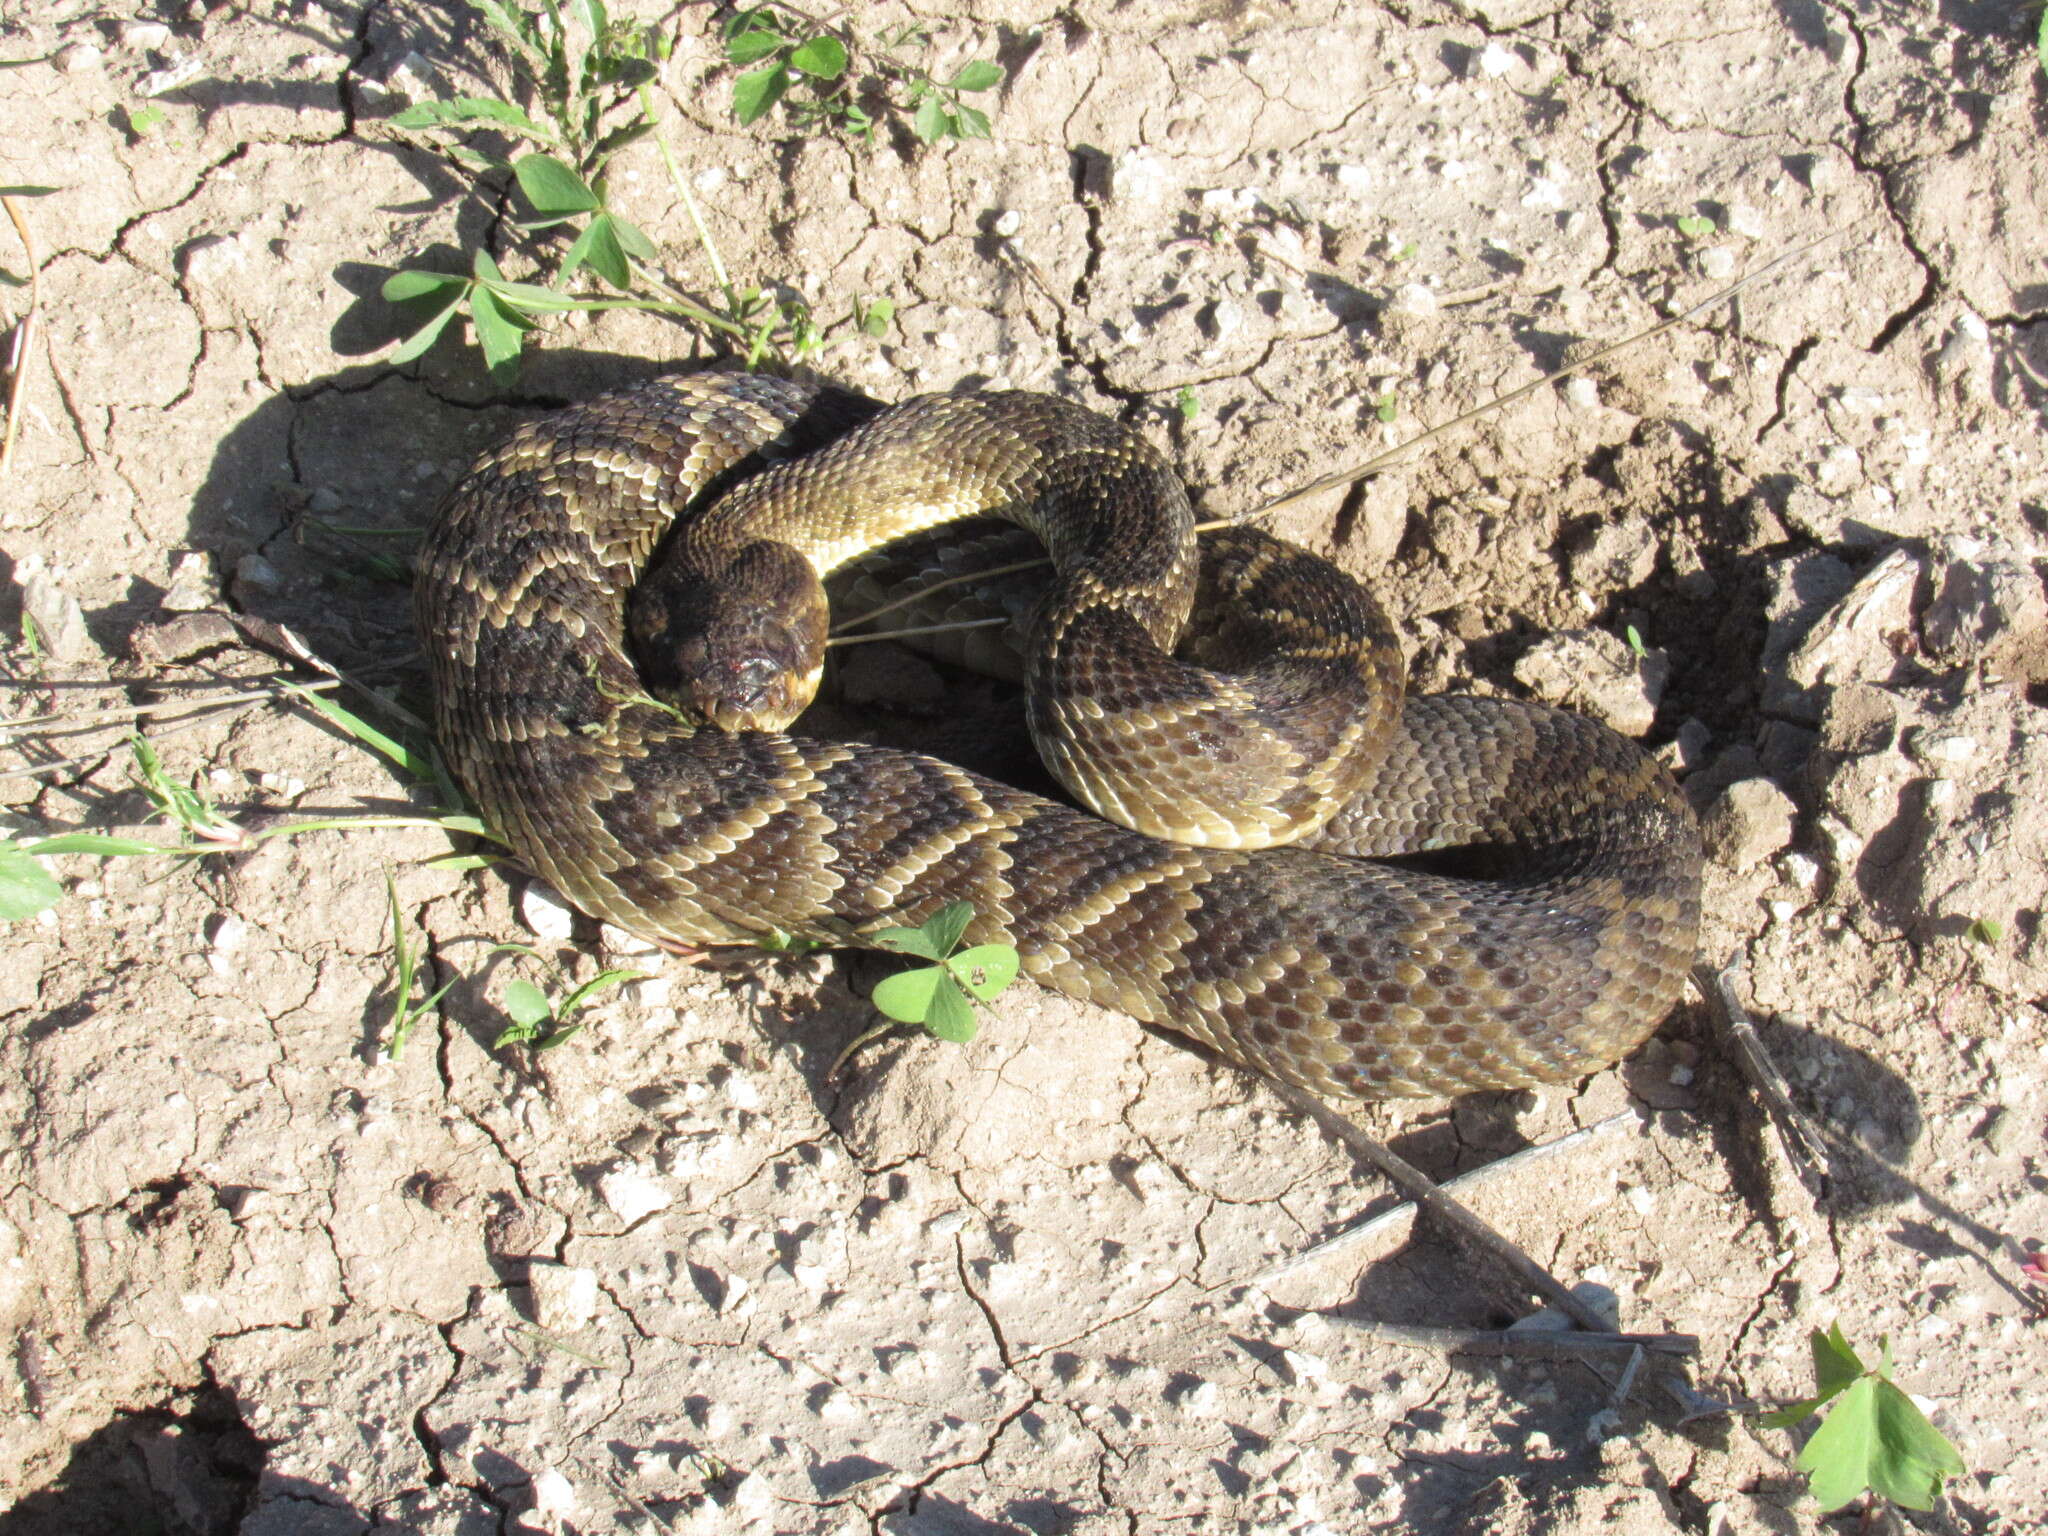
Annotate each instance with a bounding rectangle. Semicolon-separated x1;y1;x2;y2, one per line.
686;652;828;733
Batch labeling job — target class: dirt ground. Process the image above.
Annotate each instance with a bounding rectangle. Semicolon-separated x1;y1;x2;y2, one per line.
3;0;2046;1532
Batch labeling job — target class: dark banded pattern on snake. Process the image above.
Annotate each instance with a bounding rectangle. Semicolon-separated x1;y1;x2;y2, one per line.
415;371;1702;1099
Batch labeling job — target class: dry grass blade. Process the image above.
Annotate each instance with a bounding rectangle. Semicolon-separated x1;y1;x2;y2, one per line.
823;614;1010;648
1246;226;1859;524
0;191;40;476
2;677;343;735
836;235;1852;643
831;554;1053;635
1264;1079;1727;1413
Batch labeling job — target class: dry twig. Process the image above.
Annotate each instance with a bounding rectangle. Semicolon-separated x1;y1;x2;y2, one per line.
1;191;43;476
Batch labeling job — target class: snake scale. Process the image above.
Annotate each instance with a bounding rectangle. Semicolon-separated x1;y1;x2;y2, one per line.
415;371;1702;1099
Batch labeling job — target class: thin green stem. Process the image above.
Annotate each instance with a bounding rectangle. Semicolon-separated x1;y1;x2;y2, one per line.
637;80;734;305
558;291;749;337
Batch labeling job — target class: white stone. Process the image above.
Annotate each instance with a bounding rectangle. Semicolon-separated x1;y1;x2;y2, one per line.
121;20;174;49
991;209;1022;237
56;43;104;73
597;1164;673;1225
528;1263;600;1331
520;882;576;941
1780;851;1821;888
1563;376;1600;410
1110;147;1169;202
138;56;204;96
1384;283;1438;320
530;1467;577;1518
1725;203;1765;238
181;233;249;288
1476;42;1517;77
233;553;282;591
380;50;437;106
600;922;662;957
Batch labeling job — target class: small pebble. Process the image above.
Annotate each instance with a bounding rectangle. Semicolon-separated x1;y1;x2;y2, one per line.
380;49;437;105
233;553;282;592
597;1163;672;1224
120;20;173;49
1725;203;1765;239
1562;376;1600;410
1779;850;1820;888
56;42;104;72
600;922;661;958
1475;41;1517;77
527;1263;600;1332
137;57;204;96
530;1468;577;1519
991;209;1022;237
20;569;91;661
161;552;220;612
520;882;576;941
1383;283;1438;320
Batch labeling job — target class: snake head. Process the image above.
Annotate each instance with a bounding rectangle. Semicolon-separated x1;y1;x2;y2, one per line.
627;538;829;732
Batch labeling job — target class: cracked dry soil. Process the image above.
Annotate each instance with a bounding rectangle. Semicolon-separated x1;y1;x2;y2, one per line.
4;1;2048;1532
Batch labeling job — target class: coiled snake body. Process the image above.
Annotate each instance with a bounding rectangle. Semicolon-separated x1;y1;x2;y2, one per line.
416;372;1701;1099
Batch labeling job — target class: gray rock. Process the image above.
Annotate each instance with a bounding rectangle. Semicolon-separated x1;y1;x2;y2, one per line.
1656;716;1710;776
19;568;91;661
161;551;221;613
1512;628;1669;737
1777;482;1904;549
1759;551;1855;677
1353;472;1411;568
1920;541;2048;673
1756;719;1818;784
1932;313;1994;405
1564;515;1657;593
1702;777;1798;867
132;612;239;665
1683;743;1765;814
1764;546;1923;723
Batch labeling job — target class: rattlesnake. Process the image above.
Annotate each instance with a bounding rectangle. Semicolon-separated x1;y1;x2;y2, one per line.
415;371;1700;1099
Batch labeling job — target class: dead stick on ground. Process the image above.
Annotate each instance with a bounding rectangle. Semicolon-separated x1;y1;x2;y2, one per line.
1244;224;1859;524
1265;1081;1620;1335
1328;1321;1697;1361
1;192;43;476
1264;1081;1728;1413
1693;960;1828;1198
1251;1110;1635;1286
